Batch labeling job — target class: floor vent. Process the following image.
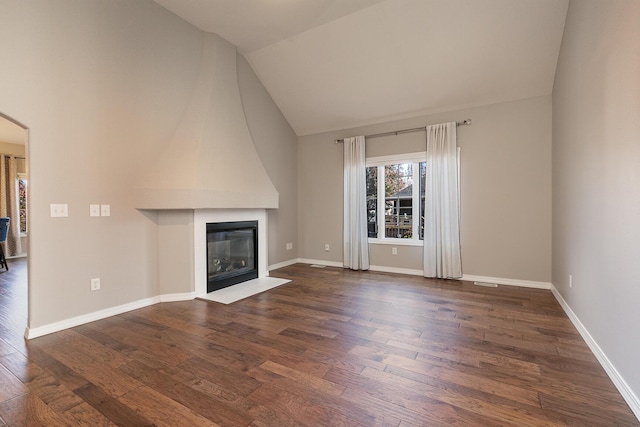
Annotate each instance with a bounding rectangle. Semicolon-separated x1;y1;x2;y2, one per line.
310;264;326;268
474;281;498;288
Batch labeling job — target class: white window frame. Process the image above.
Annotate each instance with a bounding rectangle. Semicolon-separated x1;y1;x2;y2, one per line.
366;152;426;246
17;172;28;236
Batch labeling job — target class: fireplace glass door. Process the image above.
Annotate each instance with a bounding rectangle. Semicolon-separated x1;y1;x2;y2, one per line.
206;221;258;292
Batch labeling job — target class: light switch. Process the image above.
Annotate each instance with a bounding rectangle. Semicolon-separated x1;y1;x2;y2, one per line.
50;204;69;218
90;204;100;217
100;204;110;217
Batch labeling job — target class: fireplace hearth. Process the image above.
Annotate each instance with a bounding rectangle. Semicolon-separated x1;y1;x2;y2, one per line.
206;221;258;293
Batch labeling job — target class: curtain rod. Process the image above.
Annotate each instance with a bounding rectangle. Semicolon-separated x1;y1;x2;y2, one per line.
334;119;471;144
0;154;25;160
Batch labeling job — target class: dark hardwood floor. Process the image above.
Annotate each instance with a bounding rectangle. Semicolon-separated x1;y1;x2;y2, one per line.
0;260;637;426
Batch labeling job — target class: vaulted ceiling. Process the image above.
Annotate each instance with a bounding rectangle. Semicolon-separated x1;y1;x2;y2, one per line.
0;1;569;144
154;0;568;136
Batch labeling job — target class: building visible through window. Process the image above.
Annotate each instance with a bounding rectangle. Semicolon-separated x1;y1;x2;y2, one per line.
384;163;413;238
366;153;426;243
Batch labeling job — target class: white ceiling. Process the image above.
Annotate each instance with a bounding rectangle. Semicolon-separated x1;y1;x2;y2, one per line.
0;116;26;145
155;0;569;136
153;0;388;54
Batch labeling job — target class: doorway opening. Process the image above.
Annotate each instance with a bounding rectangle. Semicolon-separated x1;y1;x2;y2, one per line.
0;112;29;336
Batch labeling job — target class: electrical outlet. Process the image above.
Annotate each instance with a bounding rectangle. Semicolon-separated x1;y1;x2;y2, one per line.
392;247;398;255
286;243;293;250
90;278;101;291
569;274;573;288
324;243;330;251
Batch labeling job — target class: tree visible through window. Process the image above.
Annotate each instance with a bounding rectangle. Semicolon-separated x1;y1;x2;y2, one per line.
366;166;377;238
384;163;413;238
18;175;27;233
366;153;426;242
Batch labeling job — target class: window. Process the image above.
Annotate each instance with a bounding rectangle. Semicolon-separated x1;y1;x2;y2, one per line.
366;153;426;244
18;174;27;234
366;166;378;238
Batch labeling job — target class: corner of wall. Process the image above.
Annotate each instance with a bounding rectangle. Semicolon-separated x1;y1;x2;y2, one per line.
550;284;640;420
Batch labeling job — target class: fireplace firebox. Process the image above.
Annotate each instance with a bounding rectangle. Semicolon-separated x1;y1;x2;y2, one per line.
206;221;258;293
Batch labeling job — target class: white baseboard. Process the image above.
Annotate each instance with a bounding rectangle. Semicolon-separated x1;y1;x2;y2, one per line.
24;291;195;340
159;291;197;303
367;268;551;288
462;274;551;289
297;258;344;268
268;258;299;271
270;259;424;275
551;285;640;421
271;260;552;291
369;265;423;276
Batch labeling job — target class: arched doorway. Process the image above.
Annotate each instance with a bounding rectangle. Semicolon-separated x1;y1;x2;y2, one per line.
0;112;29;336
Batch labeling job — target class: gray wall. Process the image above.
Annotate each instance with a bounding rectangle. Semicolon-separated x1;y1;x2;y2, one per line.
298;96;552;283
0;0;297;329
0;0;202;328
237;55;299;267
553;0;640;399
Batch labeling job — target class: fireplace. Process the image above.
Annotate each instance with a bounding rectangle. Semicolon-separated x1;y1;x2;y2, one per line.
206;220;258;292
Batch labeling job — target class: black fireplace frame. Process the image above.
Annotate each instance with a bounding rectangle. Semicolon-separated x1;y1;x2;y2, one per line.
206;220;258;293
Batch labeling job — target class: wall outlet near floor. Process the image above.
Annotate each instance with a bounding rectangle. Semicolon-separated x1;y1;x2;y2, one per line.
392;247;398;255
569;274;573;288
286;242;293;250
90;278;101;291
324;243;330;251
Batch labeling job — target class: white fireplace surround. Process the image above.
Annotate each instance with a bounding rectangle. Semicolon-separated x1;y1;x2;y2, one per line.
194;208;269;297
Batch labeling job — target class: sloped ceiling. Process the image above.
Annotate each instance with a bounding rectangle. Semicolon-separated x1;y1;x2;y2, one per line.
0;116;26;145
159;0;569;135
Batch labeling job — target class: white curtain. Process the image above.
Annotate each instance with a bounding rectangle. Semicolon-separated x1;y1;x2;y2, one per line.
423;122;462;278
0;155;23;257
343;136;369;270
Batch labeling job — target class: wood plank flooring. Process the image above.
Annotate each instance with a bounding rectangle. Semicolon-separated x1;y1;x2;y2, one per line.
0;260;638;426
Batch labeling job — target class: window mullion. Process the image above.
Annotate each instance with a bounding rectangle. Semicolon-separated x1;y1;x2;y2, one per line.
412;162;420;240
377;166;385;239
